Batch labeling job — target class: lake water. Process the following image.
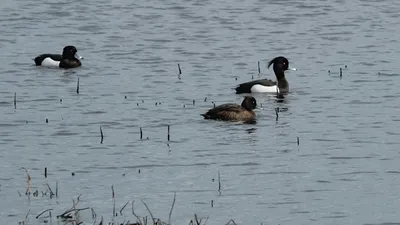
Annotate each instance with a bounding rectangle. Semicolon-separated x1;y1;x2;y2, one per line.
1;0;400;224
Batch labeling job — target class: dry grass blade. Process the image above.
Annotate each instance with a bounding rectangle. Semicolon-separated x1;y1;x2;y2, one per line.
168;192;176;225
46;183;54;198
111;185;115;217
203;216;209;225
21;167;31;195
76;77;80;94
57;195;83;219
131;200;143;225
25;209;30;219
36;209;53;219
143;216;148;225
100;127;104;144
218;170;221;193
73;199;77;221
91;208;97;224
194;214;201;225
226;219;237;225
120;200;129;216
141;200;156;225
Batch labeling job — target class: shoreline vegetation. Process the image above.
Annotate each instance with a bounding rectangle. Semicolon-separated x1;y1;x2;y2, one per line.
17;168;240;225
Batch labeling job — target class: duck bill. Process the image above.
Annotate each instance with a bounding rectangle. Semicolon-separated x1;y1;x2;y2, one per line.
75;53;84;60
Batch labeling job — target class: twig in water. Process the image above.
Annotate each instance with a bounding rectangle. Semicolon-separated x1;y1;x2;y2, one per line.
140;127;143;140
44;167;47;178
36;209;53;219
168;192;176;225
120;201;129;216
340;67;342;79
218;170;221;193
258;61;261;74
178;64;182;80
17;190;22;196
111;185;115;217
167;125;170;141
100;127;104;144
56;181;58;198
25;209;30;219
275;107;279;121
14;92;16;109
141;200;156;225
297;137;300;146
193;100;195;106
76;77;80;94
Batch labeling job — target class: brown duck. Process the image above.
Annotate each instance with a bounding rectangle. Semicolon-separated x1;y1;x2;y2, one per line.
201;96;257;122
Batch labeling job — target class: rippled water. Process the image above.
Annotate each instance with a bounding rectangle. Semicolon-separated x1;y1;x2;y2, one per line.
1;0;400;224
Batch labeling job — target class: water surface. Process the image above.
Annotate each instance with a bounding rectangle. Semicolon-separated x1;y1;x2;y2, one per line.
1;0;400;224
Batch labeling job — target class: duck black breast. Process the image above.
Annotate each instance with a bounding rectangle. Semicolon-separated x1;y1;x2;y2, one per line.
235;56;296;94
34;45;82;69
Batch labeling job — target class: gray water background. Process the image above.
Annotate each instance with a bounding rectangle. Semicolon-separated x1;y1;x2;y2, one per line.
1;0;400;224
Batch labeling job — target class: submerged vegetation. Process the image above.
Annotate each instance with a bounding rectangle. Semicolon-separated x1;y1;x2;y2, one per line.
16;168;238;225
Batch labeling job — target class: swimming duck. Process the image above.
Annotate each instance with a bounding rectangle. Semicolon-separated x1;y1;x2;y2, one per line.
235;56;296;94
201;96;257;122
34;45;83;69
